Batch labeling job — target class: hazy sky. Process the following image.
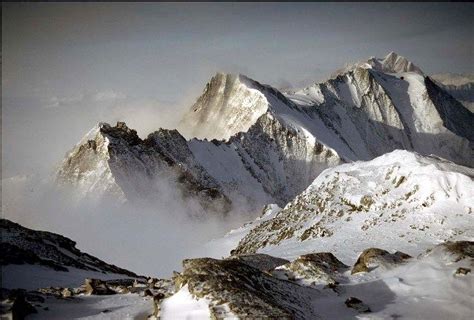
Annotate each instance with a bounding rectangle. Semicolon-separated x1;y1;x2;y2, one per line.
2;2;474;177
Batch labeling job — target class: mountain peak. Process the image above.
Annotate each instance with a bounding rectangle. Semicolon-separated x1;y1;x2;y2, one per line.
330;51;424;79
179;72;270;141
374;51;424;75
384;51;400;60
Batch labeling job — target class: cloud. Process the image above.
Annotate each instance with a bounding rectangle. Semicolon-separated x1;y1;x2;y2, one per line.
2;165;254;277
45;90;126;109
93;90;127;102
46;94;85;108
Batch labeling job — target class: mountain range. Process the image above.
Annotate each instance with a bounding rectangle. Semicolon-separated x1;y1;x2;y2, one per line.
57;52;474;214
3;52;473;319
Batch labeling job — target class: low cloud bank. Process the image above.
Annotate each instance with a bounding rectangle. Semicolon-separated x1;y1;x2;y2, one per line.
2;169;255;277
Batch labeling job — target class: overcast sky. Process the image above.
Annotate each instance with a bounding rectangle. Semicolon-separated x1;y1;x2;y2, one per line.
2;2;473;177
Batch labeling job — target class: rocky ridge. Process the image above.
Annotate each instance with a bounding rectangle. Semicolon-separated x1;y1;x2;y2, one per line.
1;219;138;277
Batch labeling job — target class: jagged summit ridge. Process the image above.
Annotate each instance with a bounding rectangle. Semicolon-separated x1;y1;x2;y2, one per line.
58;118;340;210
369;51;424;75
329;52;424;78
284;59;473;166
58;52;474;215
57;121;232;213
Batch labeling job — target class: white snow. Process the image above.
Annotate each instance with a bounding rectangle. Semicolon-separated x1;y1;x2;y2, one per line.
257;150;474;264
160;285;211;320
30;293;152;320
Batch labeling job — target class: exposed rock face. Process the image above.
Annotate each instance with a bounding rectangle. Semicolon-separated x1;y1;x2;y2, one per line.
0;290;38;320
165;241;473;319
1;218;138;277
180;73;269;141
57;122;231;213
425;240;474;263
286;64;473;167
345;297;371;313
233;150;474;257
272;252;349;286
173;257;320;319
425;77;474;142
351;248;411;274
59;113;341;209
455;267;471;276
0;242;68;272
84;279;116;296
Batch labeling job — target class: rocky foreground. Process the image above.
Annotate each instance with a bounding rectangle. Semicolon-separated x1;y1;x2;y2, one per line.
1;238;472;319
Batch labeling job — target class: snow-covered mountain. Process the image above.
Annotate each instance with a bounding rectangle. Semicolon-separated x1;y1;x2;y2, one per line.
330;51;424;77
57;52;473;214
230;150;474;262
1;219;140;290
56;122;232;213
283;53;473;166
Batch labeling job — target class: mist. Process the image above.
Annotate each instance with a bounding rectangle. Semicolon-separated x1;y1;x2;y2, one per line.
2;162;256;277
1;86;257;277
2;93;195;179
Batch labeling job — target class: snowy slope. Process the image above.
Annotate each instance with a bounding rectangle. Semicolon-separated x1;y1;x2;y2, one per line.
156;241;473;319
233;150;474;263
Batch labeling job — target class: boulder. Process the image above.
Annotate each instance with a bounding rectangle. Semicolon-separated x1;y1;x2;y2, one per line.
272;252;348;286
152;293;166;317
84;278;115;295
454;267;471;276
352;248;411;274
61;288;73;298
345;297;371;313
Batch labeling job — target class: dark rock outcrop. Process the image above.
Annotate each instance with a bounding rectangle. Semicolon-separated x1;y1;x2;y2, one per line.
84;279;116;296
345;297;371;313
174;257;319;319
352;248;411;274
1;218;139;277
